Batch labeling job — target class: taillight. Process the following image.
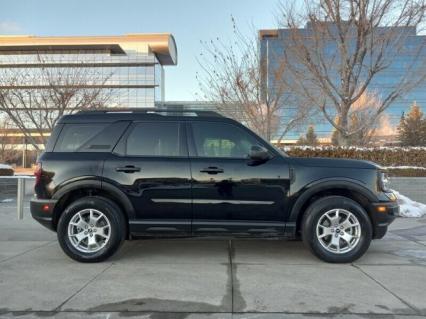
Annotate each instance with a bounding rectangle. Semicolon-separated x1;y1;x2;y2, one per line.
34;162;42;186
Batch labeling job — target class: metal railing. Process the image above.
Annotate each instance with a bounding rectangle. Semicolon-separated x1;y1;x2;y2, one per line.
0;175;34;219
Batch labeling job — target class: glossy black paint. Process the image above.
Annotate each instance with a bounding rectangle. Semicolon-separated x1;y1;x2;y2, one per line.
31;110;397;239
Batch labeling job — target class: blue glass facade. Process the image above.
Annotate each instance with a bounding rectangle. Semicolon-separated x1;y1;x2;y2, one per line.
259;26;426;142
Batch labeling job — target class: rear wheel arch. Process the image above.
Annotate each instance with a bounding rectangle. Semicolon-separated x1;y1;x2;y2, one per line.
290;180;377;236
52;181;134;233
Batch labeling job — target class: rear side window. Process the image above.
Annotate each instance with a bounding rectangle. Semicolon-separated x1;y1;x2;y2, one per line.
54;124;106;152
126;122;180;156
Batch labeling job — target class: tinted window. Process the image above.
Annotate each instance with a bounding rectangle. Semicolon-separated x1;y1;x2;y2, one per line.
54;124;106;152
79;121;130;152
191;122;262;158
126;122;180;156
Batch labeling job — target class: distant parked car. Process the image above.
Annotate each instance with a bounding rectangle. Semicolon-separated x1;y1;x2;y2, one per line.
31;109;398;263
0;164;14;176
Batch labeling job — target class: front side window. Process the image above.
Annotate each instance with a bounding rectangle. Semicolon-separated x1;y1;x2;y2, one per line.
126;122;180;156
191;122;263;158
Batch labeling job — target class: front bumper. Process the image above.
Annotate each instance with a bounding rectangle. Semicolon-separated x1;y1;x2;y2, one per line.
30;198;57;231
370;199;399;239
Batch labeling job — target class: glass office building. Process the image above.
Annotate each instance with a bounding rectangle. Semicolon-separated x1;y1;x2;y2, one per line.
259;26;426;143
0;34;177;108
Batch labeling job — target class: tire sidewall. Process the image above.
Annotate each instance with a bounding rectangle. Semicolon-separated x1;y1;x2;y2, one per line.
303;196;372;263
57;196;125;262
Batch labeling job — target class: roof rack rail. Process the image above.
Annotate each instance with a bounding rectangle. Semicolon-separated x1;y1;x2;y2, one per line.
77;108;223;117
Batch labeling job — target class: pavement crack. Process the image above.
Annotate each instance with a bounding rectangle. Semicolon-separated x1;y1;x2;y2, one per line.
54;262;114;312
227;239;234;313
352;263;421;315
0;241;54;264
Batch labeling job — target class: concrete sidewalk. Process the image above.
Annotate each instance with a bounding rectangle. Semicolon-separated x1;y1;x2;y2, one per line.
1;200;426;319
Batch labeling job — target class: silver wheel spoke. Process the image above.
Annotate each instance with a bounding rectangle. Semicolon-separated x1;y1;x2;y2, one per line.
328;210;340;226
87;235;97;247
340;220;359;231
89;209;96;225
331;235;340;251
70;213;88;229
73;230;87;244
96;231;109;239
318;226;333;238
341;232;354;247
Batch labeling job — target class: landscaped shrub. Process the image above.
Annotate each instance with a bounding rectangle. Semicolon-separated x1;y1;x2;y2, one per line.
0;164;14;176
283;146;426;177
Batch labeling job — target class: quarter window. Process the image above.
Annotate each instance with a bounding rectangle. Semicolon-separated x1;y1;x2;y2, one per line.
126;122;180;156
54;124;106;152
191;122;262;158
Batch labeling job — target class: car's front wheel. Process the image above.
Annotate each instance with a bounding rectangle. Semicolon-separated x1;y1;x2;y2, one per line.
302;195;372;263
57;196;126;262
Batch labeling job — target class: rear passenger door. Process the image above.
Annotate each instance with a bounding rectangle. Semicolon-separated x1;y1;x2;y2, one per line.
103;121;192;234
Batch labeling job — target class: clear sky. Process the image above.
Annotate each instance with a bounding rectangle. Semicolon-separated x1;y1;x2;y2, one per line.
0;0;278;101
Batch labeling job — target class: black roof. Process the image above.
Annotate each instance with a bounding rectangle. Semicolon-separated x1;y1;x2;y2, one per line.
58;108;227;124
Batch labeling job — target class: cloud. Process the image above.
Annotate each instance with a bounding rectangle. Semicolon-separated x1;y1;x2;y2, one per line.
0;21;22;34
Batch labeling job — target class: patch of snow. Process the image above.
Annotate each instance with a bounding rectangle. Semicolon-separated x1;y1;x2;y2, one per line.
0;163;13;169
393;190;426;218
0;198;13;203
384;166;426;170
282;146;426;152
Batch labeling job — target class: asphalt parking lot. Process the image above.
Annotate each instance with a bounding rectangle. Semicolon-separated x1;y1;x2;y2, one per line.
1;198;426;319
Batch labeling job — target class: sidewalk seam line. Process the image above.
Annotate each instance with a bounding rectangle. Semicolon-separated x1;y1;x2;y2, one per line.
0;241;55;264
54;262;114;311
352;263;421;315
228;239;234;314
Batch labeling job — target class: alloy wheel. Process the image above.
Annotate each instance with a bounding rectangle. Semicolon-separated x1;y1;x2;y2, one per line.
67;209;111;253
316;208;361;254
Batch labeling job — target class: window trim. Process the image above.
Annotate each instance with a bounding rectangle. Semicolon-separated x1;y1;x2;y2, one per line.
187;121;275;160
113;120;188;158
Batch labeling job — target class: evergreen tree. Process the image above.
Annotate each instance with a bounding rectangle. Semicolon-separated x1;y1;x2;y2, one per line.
297;125;318;146
398;102;426;146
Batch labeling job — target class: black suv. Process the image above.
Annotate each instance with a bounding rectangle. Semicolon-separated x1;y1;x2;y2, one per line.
31;109;398;263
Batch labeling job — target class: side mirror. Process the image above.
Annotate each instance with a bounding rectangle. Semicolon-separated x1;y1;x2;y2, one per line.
249;145;270;162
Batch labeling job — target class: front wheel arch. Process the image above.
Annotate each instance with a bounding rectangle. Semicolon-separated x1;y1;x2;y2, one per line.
290;183;375;237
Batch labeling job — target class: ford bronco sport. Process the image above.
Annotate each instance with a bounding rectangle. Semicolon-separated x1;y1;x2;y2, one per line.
31;109;398;263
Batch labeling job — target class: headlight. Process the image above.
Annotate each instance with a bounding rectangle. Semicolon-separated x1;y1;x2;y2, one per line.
378;171;390;191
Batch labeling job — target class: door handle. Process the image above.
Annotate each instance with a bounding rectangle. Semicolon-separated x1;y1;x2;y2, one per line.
200;167;224;174
115;165;141;173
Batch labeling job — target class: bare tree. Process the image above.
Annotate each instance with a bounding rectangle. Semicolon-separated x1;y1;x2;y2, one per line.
0;115;19;163
0;53;113;150
279;0;426;145
347;89;383;145
196;18;312;142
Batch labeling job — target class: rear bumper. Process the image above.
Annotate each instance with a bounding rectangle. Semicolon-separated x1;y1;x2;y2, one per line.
370;201;399;239
30;198;57;231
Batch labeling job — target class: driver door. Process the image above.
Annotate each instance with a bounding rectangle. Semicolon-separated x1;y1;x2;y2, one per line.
187;121;290;234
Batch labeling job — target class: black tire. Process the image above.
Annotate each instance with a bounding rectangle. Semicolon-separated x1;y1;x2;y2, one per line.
302;195;372;263
57;196;126;263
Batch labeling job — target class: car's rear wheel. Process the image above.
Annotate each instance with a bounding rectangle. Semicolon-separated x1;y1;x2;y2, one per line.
57;196;126;262
302;195;372;263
